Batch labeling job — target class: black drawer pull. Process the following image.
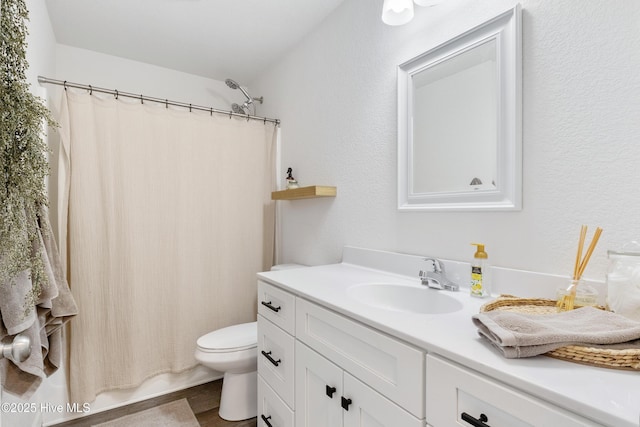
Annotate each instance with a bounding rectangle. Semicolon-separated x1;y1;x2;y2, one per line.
261;414;274;427
261;301;281;312
341;396;352;411
326;385;337;398
261;350;281;367
461;412;490;427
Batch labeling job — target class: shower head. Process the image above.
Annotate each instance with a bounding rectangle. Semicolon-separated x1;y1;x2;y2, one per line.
231;103;247;115
225;78;241;90
225;78;252;102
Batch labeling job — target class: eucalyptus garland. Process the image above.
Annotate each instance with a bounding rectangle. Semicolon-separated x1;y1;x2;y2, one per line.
1;0;57;308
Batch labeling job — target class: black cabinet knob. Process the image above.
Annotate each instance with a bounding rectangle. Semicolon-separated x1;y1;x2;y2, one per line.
341;396;352;411
326;385;337;398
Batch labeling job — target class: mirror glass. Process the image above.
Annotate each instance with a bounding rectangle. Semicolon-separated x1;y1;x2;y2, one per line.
398;6;521;211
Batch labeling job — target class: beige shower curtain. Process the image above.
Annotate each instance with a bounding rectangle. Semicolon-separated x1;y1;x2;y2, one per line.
57;90;277;403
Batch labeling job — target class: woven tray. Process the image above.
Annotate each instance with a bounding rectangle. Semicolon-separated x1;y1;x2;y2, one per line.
480;295;640;371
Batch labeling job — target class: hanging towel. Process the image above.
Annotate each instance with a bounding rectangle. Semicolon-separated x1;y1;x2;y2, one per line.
472;306;640;358
0;206;78;398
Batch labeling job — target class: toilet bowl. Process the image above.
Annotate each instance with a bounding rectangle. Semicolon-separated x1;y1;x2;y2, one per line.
195;264;305;421
195;322;258;421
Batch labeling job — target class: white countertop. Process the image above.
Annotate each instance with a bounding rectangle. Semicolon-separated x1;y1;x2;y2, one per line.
258;248;640;427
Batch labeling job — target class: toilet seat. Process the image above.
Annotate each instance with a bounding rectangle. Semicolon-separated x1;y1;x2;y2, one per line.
196;321;257;353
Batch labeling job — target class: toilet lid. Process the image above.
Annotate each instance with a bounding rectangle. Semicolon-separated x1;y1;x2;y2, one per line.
197;321;257;352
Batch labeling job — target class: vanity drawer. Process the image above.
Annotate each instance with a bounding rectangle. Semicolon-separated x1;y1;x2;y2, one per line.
258;314;295;408
425;354;601;427
295;297;425;418
258;281;295;335
258;375;294;427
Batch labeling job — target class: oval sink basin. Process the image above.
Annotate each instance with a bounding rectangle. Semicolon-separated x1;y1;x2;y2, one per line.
347;283;463;314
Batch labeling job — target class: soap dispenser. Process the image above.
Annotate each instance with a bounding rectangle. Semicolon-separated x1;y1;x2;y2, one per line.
470;243;491;298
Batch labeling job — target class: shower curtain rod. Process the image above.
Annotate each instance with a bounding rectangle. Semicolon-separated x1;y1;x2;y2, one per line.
37;76;280;125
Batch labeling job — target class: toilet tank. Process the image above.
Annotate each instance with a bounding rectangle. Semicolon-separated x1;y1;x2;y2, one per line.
270;264;306;271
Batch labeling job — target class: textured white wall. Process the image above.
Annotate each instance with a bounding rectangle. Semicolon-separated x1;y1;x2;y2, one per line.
24;0;56;87
54;45;248;110
254;0;640;281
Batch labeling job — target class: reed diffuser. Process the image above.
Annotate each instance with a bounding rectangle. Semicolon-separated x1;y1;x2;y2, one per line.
557;225;603;311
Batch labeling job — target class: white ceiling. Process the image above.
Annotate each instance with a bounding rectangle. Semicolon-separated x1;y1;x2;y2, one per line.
45;0;348;84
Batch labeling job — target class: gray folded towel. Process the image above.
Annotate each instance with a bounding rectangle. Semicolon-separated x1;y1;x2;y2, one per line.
472;306;640;358
0;206;78;398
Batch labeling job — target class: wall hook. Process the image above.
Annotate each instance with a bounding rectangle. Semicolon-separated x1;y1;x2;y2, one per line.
0;334;31;363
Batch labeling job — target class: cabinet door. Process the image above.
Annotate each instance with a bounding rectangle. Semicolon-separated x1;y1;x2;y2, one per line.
343;373;424;427
257;314;295;408
257;376;294;427
295;341;343;427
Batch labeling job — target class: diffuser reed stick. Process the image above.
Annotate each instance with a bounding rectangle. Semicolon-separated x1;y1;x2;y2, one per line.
572;225;587;280
577;227;603;279
557;225;603;311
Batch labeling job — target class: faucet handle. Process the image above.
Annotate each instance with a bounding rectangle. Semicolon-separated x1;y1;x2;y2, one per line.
423;257;445;274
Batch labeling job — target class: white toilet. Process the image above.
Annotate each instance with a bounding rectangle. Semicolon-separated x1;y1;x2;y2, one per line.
194;263;304;421
195;322;258;421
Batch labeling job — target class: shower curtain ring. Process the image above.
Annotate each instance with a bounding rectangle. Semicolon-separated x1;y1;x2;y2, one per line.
210;108;213;116
88;85;92;95
263;117;266;125
189;104;192;112
165;99;168;109
115;90;119;100
63;81;67;90
140;95;144;104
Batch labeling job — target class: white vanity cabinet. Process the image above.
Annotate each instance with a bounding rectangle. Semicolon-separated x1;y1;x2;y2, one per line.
425;354;602;427
295;297;425;427
255;249;640;427
257;281;296;427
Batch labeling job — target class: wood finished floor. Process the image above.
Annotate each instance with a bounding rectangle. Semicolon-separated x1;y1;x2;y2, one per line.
51;380;257;427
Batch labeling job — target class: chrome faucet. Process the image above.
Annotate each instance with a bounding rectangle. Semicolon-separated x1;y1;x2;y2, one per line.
419;258;459;291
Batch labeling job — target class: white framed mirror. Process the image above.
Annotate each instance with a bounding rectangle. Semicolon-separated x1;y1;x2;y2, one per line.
398;5;522;211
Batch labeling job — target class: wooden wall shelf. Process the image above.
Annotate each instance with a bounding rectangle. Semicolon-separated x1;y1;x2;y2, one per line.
271;186;337;200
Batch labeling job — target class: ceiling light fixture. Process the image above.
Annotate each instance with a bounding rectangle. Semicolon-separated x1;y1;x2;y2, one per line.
382;0;442;26
381;0;414;26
